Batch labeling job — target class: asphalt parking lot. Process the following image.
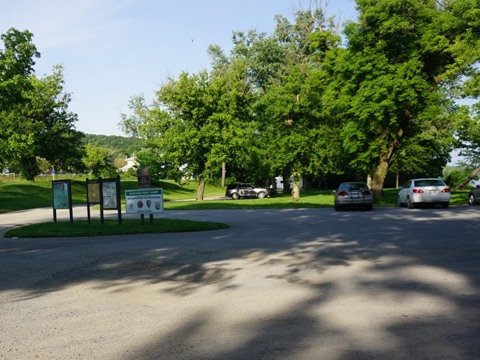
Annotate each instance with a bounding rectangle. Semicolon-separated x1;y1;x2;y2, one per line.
0;206;479;359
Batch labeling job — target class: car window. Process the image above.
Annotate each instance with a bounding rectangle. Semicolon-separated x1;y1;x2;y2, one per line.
414;179;445;187
339;183;367;191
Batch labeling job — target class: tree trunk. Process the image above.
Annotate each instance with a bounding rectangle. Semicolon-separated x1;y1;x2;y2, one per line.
291;170;301;201
371;157;389;202
367;174;372;188
371;130;403;202
282;168;291;195
291;181;300;201
458;166;480;189
221;162;226;188
196;178;205;201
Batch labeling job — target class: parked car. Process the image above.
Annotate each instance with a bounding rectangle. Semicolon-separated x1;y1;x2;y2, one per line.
333;182;373;211
225;183;269;200
397;178;451;209
468;185;480;205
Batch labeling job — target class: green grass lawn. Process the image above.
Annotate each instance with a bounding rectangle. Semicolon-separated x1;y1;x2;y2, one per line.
0;175;471;213
0;175;225;213
0;175;471;237
4;218;229;238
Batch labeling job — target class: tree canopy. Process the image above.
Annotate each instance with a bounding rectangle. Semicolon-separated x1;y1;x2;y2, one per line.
327;0;480;198
83;133;144;158
0;28;84;180
121;0;480;200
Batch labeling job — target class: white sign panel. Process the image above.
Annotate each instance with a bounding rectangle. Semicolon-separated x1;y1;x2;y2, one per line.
125;188;164;214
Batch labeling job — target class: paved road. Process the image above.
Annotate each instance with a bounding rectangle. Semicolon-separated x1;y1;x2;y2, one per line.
0;206;479;359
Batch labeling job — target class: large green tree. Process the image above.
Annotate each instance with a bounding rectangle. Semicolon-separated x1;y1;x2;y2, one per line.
324;0;480;198
82;144;118;178
122;49;262;197
121;72;227;200
262;9;343;198
208;43;266;186
0;28;84;180
220;8;343;198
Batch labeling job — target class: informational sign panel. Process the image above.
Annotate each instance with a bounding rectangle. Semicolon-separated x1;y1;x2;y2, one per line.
87;181;100;204
102;179;118;210
52;180;73;223
52;180;70;209
86;177;122;224
125;188;164;214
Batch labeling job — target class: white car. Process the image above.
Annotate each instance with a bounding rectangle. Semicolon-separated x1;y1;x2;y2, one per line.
398;178;451;209
225;183;270;200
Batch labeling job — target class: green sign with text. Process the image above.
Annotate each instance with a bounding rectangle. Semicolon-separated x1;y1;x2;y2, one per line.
125;188;164;214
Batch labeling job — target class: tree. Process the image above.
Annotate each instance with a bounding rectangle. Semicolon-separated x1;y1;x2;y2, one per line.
456;103;480;161
0;28;39;173
247;8;342;199
121;72;227;200
82;144;118;178
324;0;480;199
453;102;480;187
155;71;233;200
23;67;85;177
83;133;145;158
0;28;84;180
208;44;263;186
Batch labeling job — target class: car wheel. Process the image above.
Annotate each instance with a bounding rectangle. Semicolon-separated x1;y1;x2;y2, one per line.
257;191;266;199
441;202;449;208
397;197;402;207
407;197;414;209
232;193;239;200
468;193;476;205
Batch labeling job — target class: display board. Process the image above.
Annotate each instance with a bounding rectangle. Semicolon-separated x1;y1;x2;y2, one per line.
53;180;70;209
52;180;73;223
86;176;122;224
125;188;164;214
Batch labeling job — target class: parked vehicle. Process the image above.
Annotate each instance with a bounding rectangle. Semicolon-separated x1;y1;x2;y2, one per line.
225;183;269;200
397;178;451;209
468;185;480;205
333;182;373;211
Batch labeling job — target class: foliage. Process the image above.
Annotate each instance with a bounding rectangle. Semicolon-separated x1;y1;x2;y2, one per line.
120;70;251;200
322;0;480;199
82;144;118;178
134;148;177;181
443;164;478;188
455;102;480;163
119;1;480;201
83;133;144;158
0;28;84;180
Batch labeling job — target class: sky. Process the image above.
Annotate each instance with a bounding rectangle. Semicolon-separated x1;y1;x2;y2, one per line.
1;0;358;136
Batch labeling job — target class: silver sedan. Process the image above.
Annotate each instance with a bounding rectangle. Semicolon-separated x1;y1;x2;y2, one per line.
398;178;451;209
334;182;373;211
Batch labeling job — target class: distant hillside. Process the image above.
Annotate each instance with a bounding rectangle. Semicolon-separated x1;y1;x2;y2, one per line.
83;134;145;157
